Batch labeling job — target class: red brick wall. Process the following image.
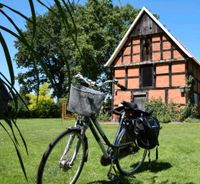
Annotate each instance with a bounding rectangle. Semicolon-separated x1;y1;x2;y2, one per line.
152;35;161;61
148;90;165;102
156;76;169;87
112;33;195;107
128;78;139;89
168;89;186;104
171;75;185;87
128;67;139;77
114;68;125;78
172;63;185;73
156;65;168;74
113;38;141;65
114;91;131;106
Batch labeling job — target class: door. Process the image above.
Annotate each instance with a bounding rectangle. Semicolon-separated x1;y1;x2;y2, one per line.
133;93;147;111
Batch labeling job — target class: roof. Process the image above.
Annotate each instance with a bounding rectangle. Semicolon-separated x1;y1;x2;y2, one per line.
104;7;199;67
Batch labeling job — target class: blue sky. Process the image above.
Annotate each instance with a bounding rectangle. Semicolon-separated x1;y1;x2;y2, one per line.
1;0;200;90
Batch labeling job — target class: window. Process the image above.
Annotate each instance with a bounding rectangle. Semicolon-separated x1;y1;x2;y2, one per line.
141;65;153;87
141;37;152;61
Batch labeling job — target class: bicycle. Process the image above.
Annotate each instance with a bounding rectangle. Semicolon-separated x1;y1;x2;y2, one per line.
36;73;152;184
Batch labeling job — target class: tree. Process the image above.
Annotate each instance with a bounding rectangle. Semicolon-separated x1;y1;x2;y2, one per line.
15;1;139;98
15;6;73;98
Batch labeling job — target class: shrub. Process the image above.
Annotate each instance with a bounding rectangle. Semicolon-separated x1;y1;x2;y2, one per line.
145;98;199;123
146;98;171;123
16;83;62;118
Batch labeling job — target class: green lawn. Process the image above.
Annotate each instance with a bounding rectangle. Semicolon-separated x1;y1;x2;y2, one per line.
0;119;200;184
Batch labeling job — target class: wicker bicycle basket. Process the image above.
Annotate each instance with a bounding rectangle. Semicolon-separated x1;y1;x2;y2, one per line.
67;85;106;117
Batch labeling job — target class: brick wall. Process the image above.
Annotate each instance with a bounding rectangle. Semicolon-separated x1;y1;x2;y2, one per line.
112;33;197;108
168;89;186;104
114;91;131;106
148;90;165;102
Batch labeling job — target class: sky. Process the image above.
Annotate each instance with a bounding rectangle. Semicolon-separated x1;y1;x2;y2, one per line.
1;0;200;90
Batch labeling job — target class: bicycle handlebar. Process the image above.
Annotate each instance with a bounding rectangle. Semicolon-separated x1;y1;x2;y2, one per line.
74;73;96;87
74;73;127;91
116;83;127;91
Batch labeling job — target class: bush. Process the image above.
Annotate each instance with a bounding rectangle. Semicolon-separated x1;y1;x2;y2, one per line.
19;83;62;118
146;98;171;123
145;98;199;123
16;102;61;118
97;112;111;122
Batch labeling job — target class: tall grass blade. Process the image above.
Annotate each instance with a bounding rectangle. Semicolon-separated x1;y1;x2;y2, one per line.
0;122;28;180
12;119;29;154
61;0;77;39
0;32;15;85
0;25;20;38
4;118;19;145
37;0;59;16
28;0;36;39
0;72;29;111
0;3;31;22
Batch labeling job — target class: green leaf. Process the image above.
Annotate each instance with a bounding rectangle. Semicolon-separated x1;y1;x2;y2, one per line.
0;3;31;22
0;32;15;85
0;122;28;180
28;0;36;39
0;25;20;38
12;119;29;154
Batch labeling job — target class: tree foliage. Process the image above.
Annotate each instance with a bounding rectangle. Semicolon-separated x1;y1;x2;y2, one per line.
15;1;139;98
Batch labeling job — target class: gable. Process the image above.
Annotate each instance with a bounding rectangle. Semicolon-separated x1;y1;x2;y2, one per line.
113;33;186;66
105;7;197;67
131;13;162;36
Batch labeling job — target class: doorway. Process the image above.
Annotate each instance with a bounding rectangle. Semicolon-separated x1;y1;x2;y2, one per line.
133;92;147;111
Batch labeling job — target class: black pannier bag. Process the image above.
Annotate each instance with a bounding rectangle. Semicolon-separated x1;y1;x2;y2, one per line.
134;116;160;149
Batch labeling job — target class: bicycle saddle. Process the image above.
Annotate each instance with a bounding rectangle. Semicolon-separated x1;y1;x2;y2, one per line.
122;101;150;116
112;101;137;115
121;101;138;110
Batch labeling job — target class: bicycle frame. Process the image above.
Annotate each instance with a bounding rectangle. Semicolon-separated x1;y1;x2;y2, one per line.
88;117;112;158
80;111;132;159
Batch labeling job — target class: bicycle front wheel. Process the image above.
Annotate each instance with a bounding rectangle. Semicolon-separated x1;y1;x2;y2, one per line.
116;128;147;175
37;129;86;184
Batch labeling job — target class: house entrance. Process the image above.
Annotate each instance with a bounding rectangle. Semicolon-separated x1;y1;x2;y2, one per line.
133;92;147;111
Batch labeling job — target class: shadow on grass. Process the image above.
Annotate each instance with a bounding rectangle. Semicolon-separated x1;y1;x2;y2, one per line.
87;175;133;184
136;160;172;174
87;161;172;184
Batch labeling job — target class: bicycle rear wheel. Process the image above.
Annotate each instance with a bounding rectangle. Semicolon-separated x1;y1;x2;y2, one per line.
37;129;86;184
116;128;147;175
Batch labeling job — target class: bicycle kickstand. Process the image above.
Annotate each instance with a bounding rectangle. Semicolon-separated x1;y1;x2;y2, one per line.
107;161;123;183
107;162;117;181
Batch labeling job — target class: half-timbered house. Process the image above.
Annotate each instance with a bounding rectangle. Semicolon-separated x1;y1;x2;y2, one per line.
105;7;200;115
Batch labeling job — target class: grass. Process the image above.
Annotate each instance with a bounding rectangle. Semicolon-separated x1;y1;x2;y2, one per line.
0;119;200;184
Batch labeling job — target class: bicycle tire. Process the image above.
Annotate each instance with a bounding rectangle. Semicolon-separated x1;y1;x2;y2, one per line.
36;129;86;184
116;128;147;175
